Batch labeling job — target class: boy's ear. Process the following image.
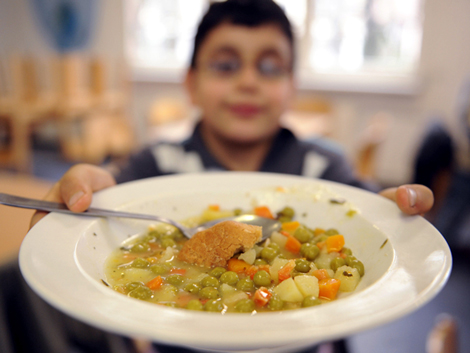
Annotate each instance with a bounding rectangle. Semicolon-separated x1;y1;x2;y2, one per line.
184;69;198;105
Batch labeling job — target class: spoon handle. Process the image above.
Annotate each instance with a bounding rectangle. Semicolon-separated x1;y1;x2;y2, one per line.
0;192;176;224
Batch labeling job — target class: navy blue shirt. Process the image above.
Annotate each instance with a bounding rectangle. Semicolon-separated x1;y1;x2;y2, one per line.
115;124;375;192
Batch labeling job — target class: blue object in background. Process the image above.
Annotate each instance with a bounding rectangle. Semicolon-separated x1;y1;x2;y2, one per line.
29;0;98;52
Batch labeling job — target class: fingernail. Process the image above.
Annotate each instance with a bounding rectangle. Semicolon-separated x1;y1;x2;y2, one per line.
406;187;417;208
69;191;85;206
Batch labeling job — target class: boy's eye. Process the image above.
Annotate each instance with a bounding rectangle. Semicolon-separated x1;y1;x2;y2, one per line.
208;59;241;75
257;57;287;77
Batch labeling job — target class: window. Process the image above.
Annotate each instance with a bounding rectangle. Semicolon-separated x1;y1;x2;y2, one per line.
126;0;424;92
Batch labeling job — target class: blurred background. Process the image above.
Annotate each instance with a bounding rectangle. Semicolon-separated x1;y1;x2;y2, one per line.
0;0;469;352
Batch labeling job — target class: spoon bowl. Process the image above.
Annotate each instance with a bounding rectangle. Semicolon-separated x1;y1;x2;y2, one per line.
0;192;280;241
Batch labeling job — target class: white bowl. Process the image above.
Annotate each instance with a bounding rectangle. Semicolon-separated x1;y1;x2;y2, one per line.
19;172;452;352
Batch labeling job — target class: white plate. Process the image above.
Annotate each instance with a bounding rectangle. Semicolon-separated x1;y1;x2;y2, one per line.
19;172;452;353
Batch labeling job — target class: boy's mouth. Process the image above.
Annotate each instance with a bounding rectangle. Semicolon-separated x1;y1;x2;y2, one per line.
228;104;262;117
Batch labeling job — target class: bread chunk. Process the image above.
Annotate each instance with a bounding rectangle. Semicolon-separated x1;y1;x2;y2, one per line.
178;220;262;268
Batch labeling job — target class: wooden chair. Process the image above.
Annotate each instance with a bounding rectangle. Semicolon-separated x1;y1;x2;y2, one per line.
53;54;134;164
0;55;56;172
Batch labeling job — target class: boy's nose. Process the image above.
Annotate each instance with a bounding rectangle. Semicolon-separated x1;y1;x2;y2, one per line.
235;66;260;91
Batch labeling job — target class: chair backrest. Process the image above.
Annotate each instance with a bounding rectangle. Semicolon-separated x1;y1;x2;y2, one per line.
10;55;41;102
52;54;88;100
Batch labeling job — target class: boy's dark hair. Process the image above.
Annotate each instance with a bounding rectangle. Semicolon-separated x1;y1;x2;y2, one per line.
190;0;294;69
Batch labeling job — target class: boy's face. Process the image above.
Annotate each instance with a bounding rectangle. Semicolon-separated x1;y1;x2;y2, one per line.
186;23;295;145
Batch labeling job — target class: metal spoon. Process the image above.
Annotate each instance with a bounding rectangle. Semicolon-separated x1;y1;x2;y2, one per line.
0;192;281;241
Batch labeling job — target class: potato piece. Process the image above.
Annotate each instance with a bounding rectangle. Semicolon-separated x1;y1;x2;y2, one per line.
269;257;290;283
222;290;249;305
294;275;319;298
273;277;303;302
270;231;288;248
120;268;154;284
219;283;237;297
238;248;256;265
334;265;361;292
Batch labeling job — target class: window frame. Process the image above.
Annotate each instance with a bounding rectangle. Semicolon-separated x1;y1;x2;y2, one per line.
126;0;423;95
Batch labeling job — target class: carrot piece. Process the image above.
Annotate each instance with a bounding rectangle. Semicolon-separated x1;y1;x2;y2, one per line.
326;235;345;253
312;269;330;280
318;278;341;300
277;260;296;282
313;228;325;236
281;221;300;233
176;294;194;307
316;241;325;250
245;265;259;279
285;235;301;254
227;258;251;273
258;264;270;273
254;206;275;219
253;287;272;307
147;276;163;290
280;231;291;237
208;204;220;211
170;268;187;275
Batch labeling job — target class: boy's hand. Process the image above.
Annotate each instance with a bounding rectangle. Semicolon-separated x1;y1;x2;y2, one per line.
30;164;116;228
379;184;434;216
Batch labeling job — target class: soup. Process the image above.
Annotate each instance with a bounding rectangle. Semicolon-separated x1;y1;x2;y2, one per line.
104;205;364;313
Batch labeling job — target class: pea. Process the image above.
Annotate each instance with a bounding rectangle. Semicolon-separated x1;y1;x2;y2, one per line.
220;271;239;285
142;234;157;243
201;276;219;288
268;295;284;311
130;257;150;269
268;242;281;252
346;256;365;276
254;259;268;266
236;278;254;292
171;229;185;241
260;247;278;262
303;245;320;261
253;270;271;287
204;299;224;312
162;284;178;296
199;287;219;299
302;296;321;307
295;259;311;273
341;247;353;256
125;282;143;292
325;228;339;236
186;299;203;311
278;216;292;223
130;242;150;253
234;299;255;313
278;206;295;218
330;257;346;272
294;227;313;243
128;286;152;300
210;267;226;278
313;235;328;244
150;263;170;275
300;242;312;254
184;282;201;294
166;274;184;286
233;208;243;216
161;238;176;248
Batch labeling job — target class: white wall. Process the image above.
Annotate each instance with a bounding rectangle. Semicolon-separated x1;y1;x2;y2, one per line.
1;0;469;186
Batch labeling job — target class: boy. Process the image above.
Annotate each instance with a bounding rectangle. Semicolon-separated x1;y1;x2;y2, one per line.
30;1;433;352
31;0;432;225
